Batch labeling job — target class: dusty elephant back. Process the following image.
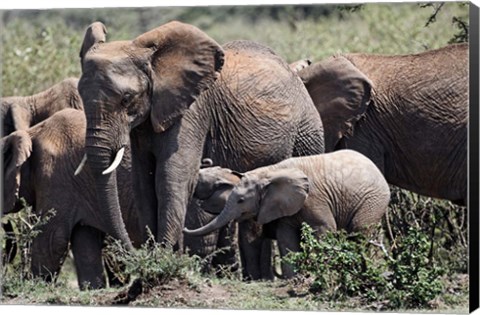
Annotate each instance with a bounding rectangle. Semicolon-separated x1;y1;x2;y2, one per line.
342;45;467;203
199;40;324;172
344;43;468;115
273;150;390;231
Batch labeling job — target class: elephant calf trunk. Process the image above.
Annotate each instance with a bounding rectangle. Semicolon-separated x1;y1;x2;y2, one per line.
183;204;240;236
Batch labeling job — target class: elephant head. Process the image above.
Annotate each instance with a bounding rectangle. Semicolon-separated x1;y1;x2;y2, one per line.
2;130;32;213
298;56;373;151
76;21;224;249
184;168;309;236
1;77;82;137
194;166;243;215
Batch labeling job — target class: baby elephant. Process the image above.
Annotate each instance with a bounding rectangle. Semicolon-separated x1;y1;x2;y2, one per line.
184;150;390;277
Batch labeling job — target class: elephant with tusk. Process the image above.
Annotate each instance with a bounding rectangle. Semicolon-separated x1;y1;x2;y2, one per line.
76;21;324;280
2;108;142;289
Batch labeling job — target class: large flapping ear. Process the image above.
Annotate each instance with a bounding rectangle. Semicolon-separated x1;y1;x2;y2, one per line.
2;130;32;213
133;21;225;133
257;168;309;225
79;22;108;61
299;56;373;151
10;103;31;132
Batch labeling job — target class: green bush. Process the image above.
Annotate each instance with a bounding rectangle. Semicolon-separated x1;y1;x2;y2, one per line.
284;222;445;310
103;230;201;289
1;3;469;98
1;200;57;297
387;187;467;274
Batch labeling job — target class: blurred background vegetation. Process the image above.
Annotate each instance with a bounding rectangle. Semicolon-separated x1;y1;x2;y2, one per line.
0;2;469;96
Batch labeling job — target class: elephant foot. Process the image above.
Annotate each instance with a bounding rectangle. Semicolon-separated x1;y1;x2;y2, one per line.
112;278;144;305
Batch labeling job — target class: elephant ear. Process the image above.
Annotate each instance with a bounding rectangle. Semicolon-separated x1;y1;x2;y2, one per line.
133;21;225;133
257;168;309;225
79;22;107;61
299;56;373;151
2;130;32;213
2;102;32;135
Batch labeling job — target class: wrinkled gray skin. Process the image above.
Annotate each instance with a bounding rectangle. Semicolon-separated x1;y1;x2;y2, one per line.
1;77;83;264
184;165;242;274
1;78;83;136
77;21;324;280
184;200;239;274
184;150;390;278
2;108;141;289
298;44;468;205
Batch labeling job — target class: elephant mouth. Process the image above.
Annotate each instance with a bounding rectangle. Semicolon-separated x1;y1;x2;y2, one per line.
198;200;218;215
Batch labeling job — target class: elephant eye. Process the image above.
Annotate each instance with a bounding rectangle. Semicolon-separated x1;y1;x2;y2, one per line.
238;197;245;204
121;92;134;107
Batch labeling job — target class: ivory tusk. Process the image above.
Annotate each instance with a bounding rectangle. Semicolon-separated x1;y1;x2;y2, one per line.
74;154;88;176
102;147;125;175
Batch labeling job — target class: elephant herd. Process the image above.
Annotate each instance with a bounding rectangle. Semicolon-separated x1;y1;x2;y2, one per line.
1;20;468;290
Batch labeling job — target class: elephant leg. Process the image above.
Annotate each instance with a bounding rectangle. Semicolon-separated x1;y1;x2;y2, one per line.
349;195;390;234
2;220;17;264
184;200;219;273
259;236;273;280
238;220;273;280
152;115;207;247
70;224;106;290
275;221;301;279
212;221;239;275
30;223;70;282
130;131;157;243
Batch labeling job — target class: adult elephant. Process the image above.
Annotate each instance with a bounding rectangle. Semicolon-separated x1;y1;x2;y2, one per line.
1;77;82;136
298;43;468;205
2;108;141;289
76;21;324;280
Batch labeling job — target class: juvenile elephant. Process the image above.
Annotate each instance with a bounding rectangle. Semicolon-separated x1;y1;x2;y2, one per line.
1;78;83;261
1;77;82;136
298;44;468;205
183;159;239;275
184;150;391;278
76;21;324;280
2;108;141;289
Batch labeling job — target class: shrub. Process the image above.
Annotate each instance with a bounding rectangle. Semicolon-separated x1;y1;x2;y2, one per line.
387;187;467;274
1;200;57;297
103;230;201;289
284;222;445;310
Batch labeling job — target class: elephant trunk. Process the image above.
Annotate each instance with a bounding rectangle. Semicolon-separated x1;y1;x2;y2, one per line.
85;140;133;251
183;199;240;237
